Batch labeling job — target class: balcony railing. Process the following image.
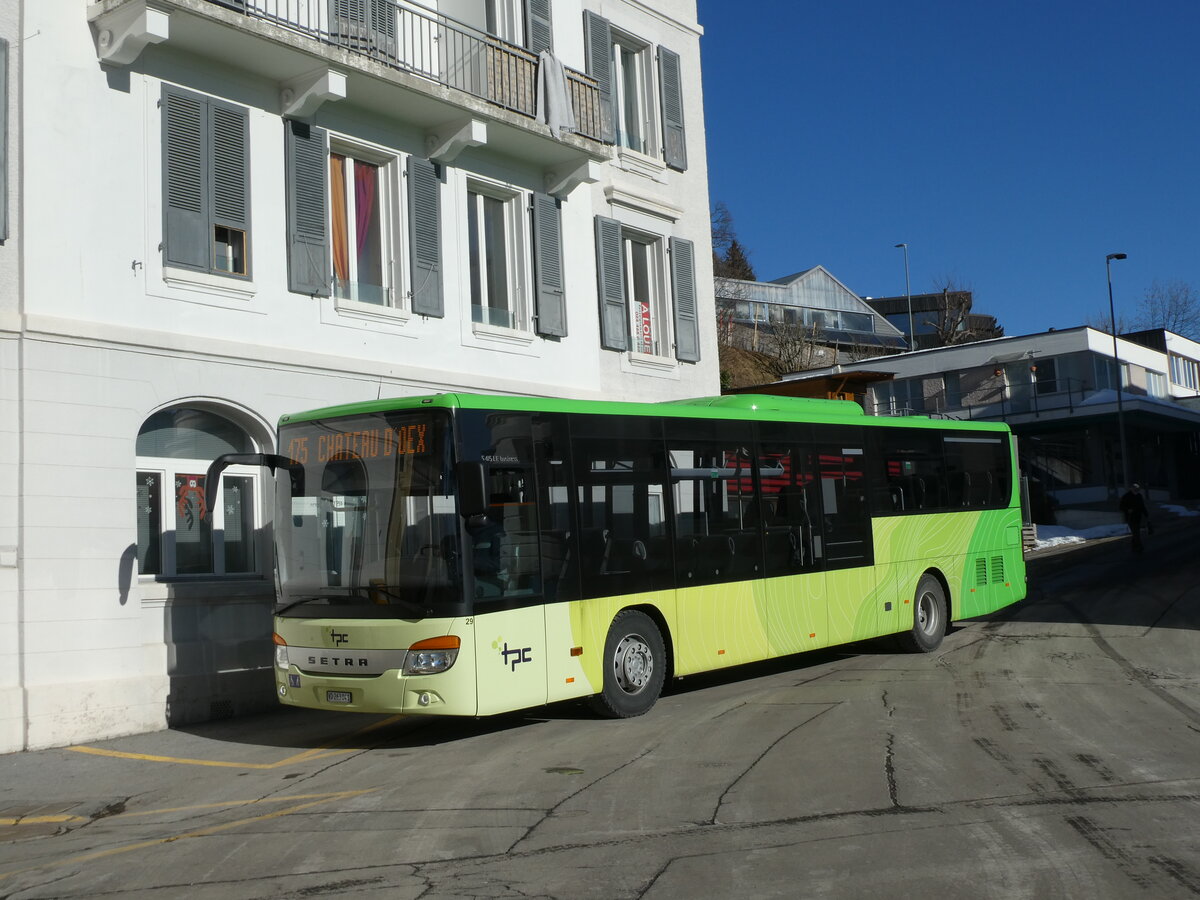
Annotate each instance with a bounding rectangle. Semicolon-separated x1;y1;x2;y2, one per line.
871;377;1099;420
205;0;603;141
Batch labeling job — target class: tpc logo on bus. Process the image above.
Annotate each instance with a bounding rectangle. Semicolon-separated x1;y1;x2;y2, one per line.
492;637;532;671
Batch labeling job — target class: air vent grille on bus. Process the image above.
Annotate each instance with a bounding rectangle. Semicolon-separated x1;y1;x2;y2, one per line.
990;556;1005;584
975;557;989;587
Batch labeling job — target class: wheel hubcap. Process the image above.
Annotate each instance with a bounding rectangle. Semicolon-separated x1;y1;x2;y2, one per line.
917;590;939;635
613;633;653;694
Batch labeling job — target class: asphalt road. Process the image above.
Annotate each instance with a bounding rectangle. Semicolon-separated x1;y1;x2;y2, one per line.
2;520;1198;899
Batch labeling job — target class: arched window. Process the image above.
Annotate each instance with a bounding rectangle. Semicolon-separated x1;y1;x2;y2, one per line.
135;408;261;577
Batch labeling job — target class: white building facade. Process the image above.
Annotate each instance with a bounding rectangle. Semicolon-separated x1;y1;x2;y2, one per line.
0;0;717;751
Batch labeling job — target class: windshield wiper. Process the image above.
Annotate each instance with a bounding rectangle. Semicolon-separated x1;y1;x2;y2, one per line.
275;589;428;618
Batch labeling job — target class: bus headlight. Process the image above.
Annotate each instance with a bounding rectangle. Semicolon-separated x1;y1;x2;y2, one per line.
273;632;289;670
403;635;461;675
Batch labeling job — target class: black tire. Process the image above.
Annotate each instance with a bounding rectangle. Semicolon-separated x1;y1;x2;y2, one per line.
897;574;947;653
588;609;666;718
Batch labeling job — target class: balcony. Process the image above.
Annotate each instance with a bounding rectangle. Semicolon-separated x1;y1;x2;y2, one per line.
89;0;609;178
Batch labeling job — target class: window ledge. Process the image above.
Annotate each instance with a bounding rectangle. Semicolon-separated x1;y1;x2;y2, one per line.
622;350;680;378
334;296;411;324
163;267;256;302
471;321;537;347
614;148;669;183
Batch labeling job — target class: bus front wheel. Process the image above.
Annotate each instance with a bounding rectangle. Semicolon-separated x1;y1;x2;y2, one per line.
898;574;947;653
589;609;666;718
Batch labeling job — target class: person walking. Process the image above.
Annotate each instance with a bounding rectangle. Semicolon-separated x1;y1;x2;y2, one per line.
1119;483;1151;553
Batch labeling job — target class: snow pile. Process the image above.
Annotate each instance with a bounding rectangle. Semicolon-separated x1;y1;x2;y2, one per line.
1032;522;1129;551
1160;504;1200;518
1031;503;1199;551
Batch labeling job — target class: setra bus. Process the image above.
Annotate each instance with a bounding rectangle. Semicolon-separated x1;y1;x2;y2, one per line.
206;392;1026;718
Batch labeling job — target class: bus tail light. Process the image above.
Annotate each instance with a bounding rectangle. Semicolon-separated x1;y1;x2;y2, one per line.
273;632;289;670
403;635;461;675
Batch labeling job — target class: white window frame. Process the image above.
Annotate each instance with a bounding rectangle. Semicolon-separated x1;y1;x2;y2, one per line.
1147;370;1167;398
136;461;261;579
622;228;668;357
329;137;402;312
1169;353;1199;390
611;31;655;157
467;179;529;332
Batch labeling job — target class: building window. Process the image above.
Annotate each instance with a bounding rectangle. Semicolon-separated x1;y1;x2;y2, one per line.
1094;355;1125;392
1147;370;1167;398
1034;358;1058;395
1169;353;1199;391
875;379;925;415
594;216;698;361
623;230;666;355
136;408;260;578
330;148;393;305
162;86;250;278
612;34;652;154
942;372;962;408
468;183;526;329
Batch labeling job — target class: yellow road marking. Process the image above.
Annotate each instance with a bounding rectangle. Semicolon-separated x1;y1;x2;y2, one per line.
0;815;88;826
66;714;405;769
0;790;373;881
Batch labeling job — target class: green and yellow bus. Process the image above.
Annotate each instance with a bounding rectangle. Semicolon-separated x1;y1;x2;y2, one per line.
207;392;1026;718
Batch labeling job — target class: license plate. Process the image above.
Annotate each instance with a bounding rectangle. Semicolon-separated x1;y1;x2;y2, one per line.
326;690;353;704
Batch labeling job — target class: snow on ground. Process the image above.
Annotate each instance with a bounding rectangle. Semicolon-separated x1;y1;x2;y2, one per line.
1032;503;1199;551
1032;523;1129;551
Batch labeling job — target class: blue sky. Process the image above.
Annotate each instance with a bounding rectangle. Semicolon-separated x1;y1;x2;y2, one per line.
696;1;1200;337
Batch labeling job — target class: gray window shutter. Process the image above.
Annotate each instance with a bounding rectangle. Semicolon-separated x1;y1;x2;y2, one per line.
369;0;397;58
210;100;250;237
658;47;687;171
583;11;614;144
162;86;209;271
532;193;566;337
407;156;443;317
330;0;365;47
285;121;330;296
525;0;553;54
595;216;627;351
670;236;699;362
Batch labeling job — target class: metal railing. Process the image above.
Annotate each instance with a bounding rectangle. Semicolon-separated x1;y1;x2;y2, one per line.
204;0;603;141
871;378;1096;420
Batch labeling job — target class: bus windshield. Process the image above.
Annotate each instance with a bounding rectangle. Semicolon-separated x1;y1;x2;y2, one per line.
274;411;463;619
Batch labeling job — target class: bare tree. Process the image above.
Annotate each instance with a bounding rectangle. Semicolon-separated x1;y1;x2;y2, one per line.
926;276;1004;346
1134;279;1200;339
1086;308;1136;335
762;319;829;377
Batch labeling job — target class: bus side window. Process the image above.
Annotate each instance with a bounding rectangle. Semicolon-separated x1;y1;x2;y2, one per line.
758;445;820;576
571;415;672;599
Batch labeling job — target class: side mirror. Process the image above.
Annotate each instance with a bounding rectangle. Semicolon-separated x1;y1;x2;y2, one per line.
456;461;488;518
204;453;304;518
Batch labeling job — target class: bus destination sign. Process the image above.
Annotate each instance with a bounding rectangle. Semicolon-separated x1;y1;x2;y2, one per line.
287;423;428;465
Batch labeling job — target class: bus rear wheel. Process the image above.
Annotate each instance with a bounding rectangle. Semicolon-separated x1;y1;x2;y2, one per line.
589;610;666;718
898;574;947;653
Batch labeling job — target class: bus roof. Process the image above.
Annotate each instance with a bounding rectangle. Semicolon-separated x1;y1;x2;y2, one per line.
278;393;1010;434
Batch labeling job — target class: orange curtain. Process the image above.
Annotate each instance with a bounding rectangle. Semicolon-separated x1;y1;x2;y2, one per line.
329;154;349;283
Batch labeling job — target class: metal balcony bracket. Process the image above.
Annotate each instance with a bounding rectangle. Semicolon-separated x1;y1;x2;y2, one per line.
545;160;600;200
425;119;488;165
281;69;347;120
88;1;170;67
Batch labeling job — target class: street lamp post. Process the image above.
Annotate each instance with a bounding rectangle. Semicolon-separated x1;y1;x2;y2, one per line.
895;243;913;351
1106;252;1129;491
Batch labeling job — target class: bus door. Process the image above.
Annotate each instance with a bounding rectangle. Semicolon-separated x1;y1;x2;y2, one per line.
456;410;547;715
816;438;888;644
756;434;826;657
